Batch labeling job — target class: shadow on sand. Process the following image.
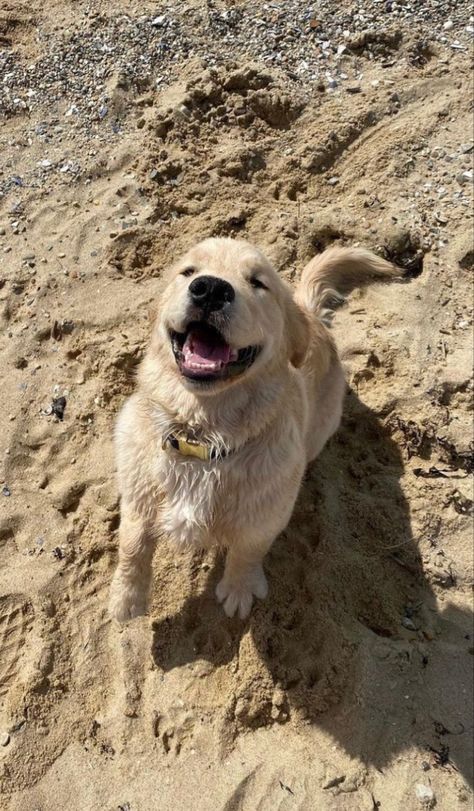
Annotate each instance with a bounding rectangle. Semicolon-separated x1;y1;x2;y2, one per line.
151;390;473;787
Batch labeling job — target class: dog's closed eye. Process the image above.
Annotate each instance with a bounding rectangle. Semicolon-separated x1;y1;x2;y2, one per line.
249;276;268;291
180;267;196;278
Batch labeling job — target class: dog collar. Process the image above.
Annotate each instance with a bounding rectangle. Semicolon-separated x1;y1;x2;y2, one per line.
162;428;229;462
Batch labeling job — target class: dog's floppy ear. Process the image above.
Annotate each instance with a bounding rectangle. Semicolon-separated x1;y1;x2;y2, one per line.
284;291;310;368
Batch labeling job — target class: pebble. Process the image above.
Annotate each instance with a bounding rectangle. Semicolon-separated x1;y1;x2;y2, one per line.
415;783;435;806
402;616;418;631
272;687;286;708
457;170;473;184
443;20;454;31
0;732;10;746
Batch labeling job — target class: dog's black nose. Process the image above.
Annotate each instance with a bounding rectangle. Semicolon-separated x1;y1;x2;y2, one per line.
189;275;235;311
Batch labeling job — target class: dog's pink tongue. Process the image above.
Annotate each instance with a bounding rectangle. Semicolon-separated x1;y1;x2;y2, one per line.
183;328;231;371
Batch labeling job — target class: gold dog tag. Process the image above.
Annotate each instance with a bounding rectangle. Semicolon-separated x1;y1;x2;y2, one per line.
176;437;210;461
163;430;211;461
163;427;229;461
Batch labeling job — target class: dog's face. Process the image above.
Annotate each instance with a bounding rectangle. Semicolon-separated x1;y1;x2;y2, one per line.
155;237;308;394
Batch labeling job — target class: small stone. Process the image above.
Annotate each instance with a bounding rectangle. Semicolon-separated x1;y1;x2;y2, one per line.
415;783;435;806
443;20;454;31
0;732;10;746
460;143;474;153
175;104;192;121
50;396;67;421
402;616;418;631
272;687;286;708
2;485;11;497
61;320;74;335
234;697;248;719
457;170;473;185
327;176;340;186
151;15;166;26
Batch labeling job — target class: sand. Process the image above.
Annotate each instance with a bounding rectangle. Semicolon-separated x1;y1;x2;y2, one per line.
0;2;473;809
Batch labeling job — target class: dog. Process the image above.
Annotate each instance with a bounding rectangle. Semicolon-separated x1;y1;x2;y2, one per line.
109;237;399;621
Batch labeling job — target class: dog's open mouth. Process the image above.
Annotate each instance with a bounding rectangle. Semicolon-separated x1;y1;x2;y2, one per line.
170;322;261;382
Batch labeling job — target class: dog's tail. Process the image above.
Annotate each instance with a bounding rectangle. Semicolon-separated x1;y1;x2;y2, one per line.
295;246;402;324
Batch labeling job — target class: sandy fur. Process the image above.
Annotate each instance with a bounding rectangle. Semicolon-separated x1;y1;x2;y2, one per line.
109;238;398;621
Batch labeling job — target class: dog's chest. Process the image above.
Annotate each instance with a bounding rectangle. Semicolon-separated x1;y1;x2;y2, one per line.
159;455;222;547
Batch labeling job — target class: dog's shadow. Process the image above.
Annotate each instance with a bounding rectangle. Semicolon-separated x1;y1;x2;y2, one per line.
151;391;473;787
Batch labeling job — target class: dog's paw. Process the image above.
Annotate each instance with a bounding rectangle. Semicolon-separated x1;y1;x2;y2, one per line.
109;575;147;623
216;564;268;619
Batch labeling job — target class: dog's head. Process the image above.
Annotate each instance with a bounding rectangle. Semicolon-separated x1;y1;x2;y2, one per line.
153;237;309;394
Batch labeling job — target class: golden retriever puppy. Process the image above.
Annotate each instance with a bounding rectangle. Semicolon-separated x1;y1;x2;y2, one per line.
109;238;398;621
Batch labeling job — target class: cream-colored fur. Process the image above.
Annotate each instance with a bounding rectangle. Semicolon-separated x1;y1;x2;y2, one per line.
109;238;399;621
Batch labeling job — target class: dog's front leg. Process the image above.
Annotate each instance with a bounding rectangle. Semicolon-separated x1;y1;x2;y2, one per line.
109;504;155;623
216;543;270;620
